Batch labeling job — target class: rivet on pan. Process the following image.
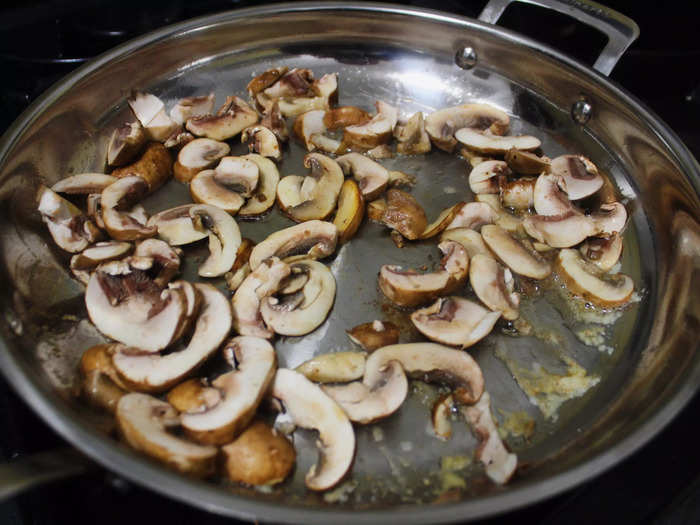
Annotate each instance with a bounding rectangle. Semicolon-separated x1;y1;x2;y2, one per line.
455;47;478;70
571;98;593;125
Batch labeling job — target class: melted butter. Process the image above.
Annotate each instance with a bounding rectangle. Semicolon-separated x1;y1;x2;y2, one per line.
497;409;536;440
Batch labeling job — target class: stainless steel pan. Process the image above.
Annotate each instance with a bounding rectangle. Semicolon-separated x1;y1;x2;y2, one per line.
0;1;699;523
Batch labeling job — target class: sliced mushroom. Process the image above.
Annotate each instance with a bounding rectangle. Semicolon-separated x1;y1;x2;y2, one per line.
186;96;258;141
411;297;501;348
215;156;260;197
347;320;400;351
482;224;552;279
388;170;416;188
180;336;276;445
275;73;338;117
333;179;365;244
169;93;215;125
556;249;634;306
247;67;289;99
367;198;387;222
52;173;117;196
475;194;523;234
293;109;326;150
343;101;398;149
144;109;181;143
550;155;603;200
367;144;393;159
420;203;467;239
173;138;230;183
533;173;576;216
222;420;296;486
147;204;209;246
113;283;232;391
444;201;499;231
241;125;281;161
463;392;517;484
107;121;147;167
260;259;336;336
189;204;241;277
70;241;134;285
101;176;156;241
261;68;314;102
127;91;180;142
431;394;454;441
167;378;221;414
322;360;408;424
425;103;510;152
580;233;623;271
456;128;540;154
249;220;338;271
80;343;129;413
238;154;280;217
270;368;355;491
469;160;510;195
167;280;203;346
469;254;520;320
189;170;245;214
133;238;181;287
37;185;101;253
592;202;627;235
225;263;251;292
395;111;431;155
380;188;427;240
336;153;390;201
500;177;536;210
260;101;289;143
505;148;550;175
116;393;217;477
296;351;367;383
165;129;197;151
522;212;598;248
111;142;173;192
324;106;371;130
378;241;469;307
440;228;493;259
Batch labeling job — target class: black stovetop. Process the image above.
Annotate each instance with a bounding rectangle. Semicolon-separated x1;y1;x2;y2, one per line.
1;1;699;524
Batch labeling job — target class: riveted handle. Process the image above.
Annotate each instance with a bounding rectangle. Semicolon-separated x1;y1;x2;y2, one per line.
478;0;639;76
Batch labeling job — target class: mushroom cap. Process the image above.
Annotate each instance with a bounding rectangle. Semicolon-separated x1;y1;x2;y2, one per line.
238;154;281;217
469;254;520;320
333;179;365;244
500;177;536;210
146;204;209;246
324;105;372;130
420;202;466;239
295;351;367;383
110;142;173;192
456;128;541;154
52;174;118;195
425;103;510;152
189;204;242;277
522;212;598;248
271;368;355;491
533;173;576;216
247;67;289;98
174;138;230;183
411;296;501;348
190;170;245;214
346;320;400;351
381;188;428;240
336;153;390;201
482;224;552;279
468;160;510;195
181;336;277;445
550;155;604;200
167;378;220;414
504;148;550;175
116;393;217;477
580;233;623;271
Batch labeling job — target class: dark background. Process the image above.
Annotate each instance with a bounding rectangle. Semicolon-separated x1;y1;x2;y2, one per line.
1;1;699;524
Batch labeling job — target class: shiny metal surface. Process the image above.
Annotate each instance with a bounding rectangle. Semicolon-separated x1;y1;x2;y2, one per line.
0;3;698;524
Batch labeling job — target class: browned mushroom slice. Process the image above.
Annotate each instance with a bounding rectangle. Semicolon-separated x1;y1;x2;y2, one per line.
440;228;493;258
169;93;215;125
186;96;258;141
241;125;282;161
80;343;130;413
533;173;576;216
367;144;393;159
37;186;101;253
107;121;147;167
133;238;181;287
293;109;326;151
262;68;314;102
164;130;195;150
556;249;634;307
425;103;510;152
445;201;499;231
53;174;117;195
336;153;390;200
167;378;220;414
100;176;156;241
344;101;398;149
580;233;623;271
70;241;134;285
189;204;241;277
111;142;173;192
173;138;230;183
463;392;517;484
420;203;467;240
431;394;454;441
468;160;509;195
475;195;523;234
333;179;365;244
367;198;387;222
272;73;338;117
238;154;280;217
469;254;520;320
522;212;598;248
592;202;627;235
456;128;541;154
181;336;276;445
505;148;550;175
395;111;431;155
347;320;399;351
116;393;218;477
112;283;232;392
411;297;501;348
324;106;372;130
189;170;245;214
500;177;536;210
270;368;355;491
380;188;427;240
378;241;469;307
481;224;551;279
296;352;367;383
247;67;289;98
147;204;209;246
550;155;604;200
249;220;337;271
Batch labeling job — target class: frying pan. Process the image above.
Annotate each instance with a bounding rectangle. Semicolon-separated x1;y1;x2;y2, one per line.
0;1;699;523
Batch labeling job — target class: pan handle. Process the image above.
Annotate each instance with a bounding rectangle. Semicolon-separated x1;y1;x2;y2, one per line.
478;0;639;76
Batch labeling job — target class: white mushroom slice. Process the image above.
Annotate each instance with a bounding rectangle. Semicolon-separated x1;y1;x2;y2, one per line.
469;254;520;320
271;368;355;491
116;393;217;477
500;177;536;210
52;174;117;194
463;392;517;484
378;241;469;307
276;175;307;210
533;173;576;216
232;257;291;338
420;203;466;240
367;144;393;159
556;249;634;306
380;188;428;240
475;194;523;234
186;96;258;141
296;352;367;383
411;297;501;348
425;103;510;152
336;153;389;200
133;238;181;287
272;72;338;117
85;262;187;352
344;101;398;149
249;220;338;271
163;130;194;150
395;111;431;155
225;262;251;292
189;204;241;277
147;205;209;246
456;128;541;154
37;185;101;253
445;201;499;231
214;156;259;198
247;67;290;99
522;212;598;248
261;259;336;336
592;202;627;235
100;176;156;241
189;170;245;214
347;320;399;351
310;134;342;154
365;342;484;404
293;109;326;151
169;93;215;125
260;101;289;143
238;154;280;217
241;125;281;161
128;92;164;127
431;394;454;440
113;283;232;391
143;109;180;142
505;148;550;175
440;228;493;259
180;336;276;445
550;155;604;200
322;360;408;424
167;280;203;344
107;121;147;167
70;241;133;284
580;233;623;271
469;160;510;195
482;224;551;279
262;68;314;101
173;138;230;183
